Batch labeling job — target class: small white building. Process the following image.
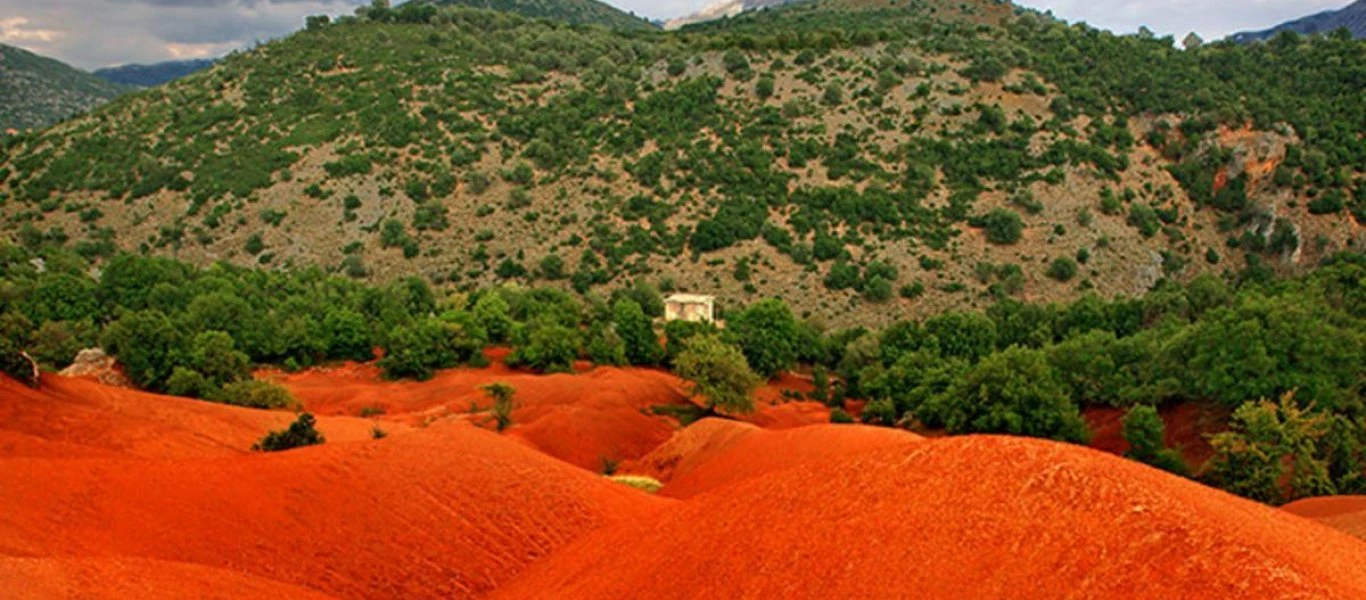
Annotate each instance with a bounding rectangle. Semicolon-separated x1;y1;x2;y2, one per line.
664;294;716;324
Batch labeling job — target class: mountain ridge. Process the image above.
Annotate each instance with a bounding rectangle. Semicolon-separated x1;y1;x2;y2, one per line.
0;43;129;130
1230;0;1366;43
95;58;218;88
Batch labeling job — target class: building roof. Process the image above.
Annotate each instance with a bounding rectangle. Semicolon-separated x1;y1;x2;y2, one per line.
665;293;715;304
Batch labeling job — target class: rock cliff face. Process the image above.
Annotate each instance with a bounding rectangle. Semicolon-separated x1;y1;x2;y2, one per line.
1230;0;1366;43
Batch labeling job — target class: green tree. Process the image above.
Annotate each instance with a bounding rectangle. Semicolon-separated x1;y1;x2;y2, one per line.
1206;395;1330;504
472;291;514;343
724;299;799;378
673;334;759;415
934;346;1088;443
613;298;662;366
322;307;373;362
378;318;461;381
482;382;517;432
507;318;581;373
102;309;181;391
189;331;251;388
1121;405;1188;475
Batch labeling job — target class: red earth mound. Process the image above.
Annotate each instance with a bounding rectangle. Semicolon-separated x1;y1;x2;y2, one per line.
1283;496;1366;540
494;436;1366;599
0;556;338;600
275;361;694;471
0;392;666;599
0;374;387;459
624;419;918;499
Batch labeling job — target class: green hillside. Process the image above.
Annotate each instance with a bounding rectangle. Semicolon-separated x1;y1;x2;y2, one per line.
0;43;129;130
424;0;656;29
0;0;1363;325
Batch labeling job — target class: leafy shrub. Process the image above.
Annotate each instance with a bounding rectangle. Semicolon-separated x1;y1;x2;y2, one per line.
1122;405;1188;475
482;382;517;432
217;380;296;409
253;412;324;452
1047;257;1078;282
971;208;1023;245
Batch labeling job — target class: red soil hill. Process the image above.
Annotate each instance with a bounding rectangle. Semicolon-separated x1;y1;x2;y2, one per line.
0;376;668;599
624;419;918;499
276;362;693;471
495;436;1366;599
0;374;385;459
0;556;340;600
1283;496;1366;541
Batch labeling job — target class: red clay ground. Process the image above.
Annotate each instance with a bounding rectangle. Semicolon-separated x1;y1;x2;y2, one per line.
272;359;693;471
0;374;666;599
495;436;1366;600
0;556;340;600
623;418;919;499
1283;496;1366;541
0;374;390;459
8;369;1366;599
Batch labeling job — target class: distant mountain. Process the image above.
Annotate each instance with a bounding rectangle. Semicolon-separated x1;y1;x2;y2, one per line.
94;59;217;88
423;0;656;29
1229;0;1366;43
0;43;129;131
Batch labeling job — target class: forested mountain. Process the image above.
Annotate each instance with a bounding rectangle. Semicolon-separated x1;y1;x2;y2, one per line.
0;43;129;130
1;0;1363;325
420;0;655;29
94;59;217;88
1230;0;1366;43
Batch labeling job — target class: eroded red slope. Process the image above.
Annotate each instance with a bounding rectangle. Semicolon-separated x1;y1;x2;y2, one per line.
496;436;1366;599
0;556;339;600
0;375;387;459
276;362;693;471
1283;496;1366;540
624;418;919;499
0;374;667;599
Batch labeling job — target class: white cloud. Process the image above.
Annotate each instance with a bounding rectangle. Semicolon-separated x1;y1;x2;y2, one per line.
0;16;64;43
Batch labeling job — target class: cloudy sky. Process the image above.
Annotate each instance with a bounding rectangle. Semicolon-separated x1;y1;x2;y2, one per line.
0;0;1351;70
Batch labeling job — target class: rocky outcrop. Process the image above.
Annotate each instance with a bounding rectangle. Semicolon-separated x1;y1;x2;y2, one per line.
59;348;130;388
